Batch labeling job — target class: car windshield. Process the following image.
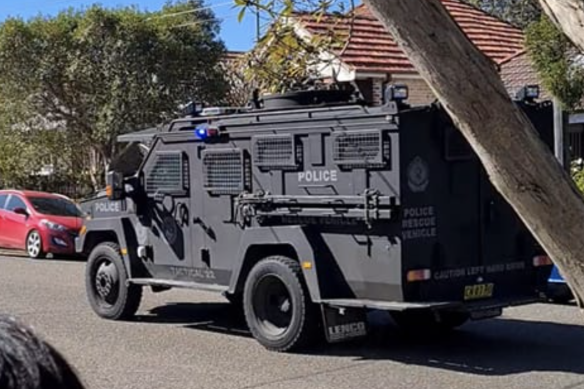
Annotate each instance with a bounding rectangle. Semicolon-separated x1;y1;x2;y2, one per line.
28;197;83;218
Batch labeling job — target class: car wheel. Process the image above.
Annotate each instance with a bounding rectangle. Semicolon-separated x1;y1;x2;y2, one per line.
243;256;319;352
548;283;574;304
86;242;142;321
26;230;46;259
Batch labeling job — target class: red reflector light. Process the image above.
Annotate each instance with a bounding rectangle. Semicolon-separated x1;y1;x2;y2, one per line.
533;255;552;267
207;127;220;137
407;269;431;282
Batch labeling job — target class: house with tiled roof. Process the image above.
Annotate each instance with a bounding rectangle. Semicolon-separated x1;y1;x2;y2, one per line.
276;1;584;161
292;0;529;106
498;49;584;160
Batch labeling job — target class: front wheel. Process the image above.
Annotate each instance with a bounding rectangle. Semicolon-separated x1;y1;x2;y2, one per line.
243;256;319;352
26;230;46;259
86;242;142;320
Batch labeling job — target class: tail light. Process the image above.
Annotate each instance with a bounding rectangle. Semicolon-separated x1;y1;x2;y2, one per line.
407;269;432;282
533;255;553;267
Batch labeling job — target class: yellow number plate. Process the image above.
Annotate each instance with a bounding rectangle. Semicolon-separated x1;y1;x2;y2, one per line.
464;283;494;300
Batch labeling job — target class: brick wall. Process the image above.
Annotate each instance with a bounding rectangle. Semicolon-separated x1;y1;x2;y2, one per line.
372;79;384;106
392;76;437;106
499;52;551;100
357;76;435;106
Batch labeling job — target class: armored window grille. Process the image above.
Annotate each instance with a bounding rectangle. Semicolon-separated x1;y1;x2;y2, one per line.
145;152;188;194
203;149;245;195
252;134;297;169
445;126;472;161
332;130;386;167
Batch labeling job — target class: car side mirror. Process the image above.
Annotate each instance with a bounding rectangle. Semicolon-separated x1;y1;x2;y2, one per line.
105;170;125;201
13;207;28;216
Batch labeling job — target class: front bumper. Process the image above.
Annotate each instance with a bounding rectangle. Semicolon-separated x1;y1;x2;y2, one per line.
44;230;78;255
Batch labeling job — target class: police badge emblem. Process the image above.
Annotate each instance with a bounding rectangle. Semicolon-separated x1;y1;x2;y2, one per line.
407;156;429;193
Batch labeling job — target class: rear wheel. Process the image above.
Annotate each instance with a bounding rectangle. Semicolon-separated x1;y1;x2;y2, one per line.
26;230;46;259
86;242;142;320
243;256;319;352
548;283;574;304
391;310;469;333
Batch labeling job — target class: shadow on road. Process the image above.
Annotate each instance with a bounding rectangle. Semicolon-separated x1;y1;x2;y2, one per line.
137;302;251;338
0;250;86;262
137;302;584;376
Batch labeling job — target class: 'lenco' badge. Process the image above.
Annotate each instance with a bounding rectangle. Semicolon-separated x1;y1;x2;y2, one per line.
407;156;430;193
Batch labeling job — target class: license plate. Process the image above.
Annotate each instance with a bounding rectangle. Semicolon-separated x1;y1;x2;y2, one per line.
464;283;494;300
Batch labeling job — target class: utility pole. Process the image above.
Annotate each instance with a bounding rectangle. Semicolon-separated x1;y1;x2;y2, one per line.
255;3;261;42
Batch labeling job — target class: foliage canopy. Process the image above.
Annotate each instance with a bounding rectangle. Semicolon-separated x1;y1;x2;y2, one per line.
0;0;227;192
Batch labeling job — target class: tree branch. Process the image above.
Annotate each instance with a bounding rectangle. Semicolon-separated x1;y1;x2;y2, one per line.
538;0;584;53
363;0;584;304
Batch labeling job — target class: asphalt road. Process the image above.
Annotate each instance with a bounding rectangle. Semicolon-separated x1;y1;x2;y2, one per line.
1;253;584;389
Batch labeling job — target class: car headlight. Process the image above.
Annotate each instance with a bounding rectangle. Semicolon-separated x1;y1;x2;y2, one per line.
40;220;67;232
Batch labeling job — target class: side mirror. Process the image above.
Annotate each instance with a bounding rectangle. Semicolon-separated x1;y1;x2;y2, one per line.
13;207;28;216
105;171;125;201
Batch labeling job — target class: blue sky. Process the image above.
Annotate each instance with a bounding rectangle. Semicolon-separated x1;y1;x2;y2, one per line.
0;0;258;51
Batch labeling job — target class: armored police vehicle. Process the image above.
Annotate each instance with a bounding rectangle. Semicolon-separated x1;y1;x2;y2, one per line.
77;86;554;351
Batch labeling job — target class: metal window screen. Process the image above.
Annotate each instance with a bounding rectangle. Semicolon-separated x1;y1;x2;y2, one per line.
252;134;296;168
203;149;244;194
333;130;384;166
146;152;184;193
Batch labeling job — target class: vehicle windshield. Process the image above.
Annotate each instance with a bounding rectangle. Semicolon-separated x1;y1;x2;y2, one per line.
28;197;83;218
109;142;149;177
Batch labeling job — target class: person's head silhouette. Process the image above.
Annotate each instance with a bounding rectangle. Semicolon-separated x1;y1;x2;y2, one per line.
0;315;85;389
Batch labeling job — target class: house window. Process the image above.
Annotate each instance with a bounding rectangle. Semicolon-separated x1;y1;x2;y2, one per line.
569;130;584;161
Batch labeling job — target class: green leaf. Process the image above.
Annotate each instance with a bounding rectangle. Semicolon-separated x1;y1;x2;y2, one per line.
237;7;247;23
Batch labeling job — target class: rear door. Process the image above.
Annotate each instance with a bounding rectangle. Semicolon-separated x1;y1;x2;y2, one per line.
400;109;484;302
0;194;9;247
3;195;30;248
479;103;554;294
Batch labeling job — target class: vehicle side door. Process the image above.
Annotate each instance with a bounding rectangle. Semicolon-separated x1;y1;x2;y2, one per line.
140;144;193;271
0;194;9;247
3;195;31;249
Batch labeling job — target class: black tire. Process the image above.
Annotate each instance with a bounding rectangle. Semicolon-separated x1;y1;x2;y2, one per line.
548;284;574;304
26;230;46;259
243;256;319;352
391;310;469;334
86;242;142;320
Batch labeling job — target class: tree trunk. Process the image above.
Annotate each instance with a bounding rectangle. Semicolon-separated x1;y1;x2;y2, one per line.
539;0;584;53
363;0;584;304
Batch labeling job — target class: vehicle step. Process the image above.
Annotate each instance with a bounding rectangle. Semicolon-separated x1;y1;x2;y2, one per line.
128;278;228;293
320;299;459;312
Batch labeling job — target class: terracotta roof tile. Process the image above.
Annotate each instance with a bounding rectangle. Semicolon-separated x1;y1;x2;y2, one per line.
298;0;525;74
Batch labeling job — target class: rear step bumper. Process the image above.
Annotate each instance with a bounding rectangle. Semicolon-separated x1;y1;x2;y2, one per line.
320;296;544;313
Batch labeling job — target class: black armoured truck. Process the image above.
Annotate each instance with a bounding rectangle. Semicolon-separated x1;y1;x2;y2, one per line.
76;86;554;351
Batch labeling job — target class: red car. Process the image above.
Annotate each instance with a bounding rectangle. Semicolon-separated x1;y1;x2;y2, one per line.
0;190;84;259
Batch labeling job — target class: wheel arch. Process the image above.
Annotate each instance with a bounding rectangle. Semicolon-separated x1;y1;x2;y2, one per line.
80;218;147;278
229;226;321;302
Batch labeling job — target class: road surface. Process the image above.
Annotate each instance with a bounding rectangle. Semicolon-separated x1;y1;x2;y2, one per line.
1;253;583;389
